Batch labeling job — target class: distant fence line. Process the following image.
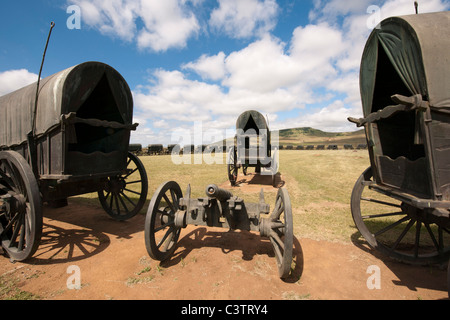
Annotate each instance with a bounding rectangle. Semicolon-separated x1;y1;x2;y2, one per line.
128;143;368;156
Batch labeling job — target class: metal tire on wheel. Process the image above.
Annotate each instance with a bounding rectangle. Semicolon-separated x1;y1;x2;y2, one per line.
145;181;183;261
0;151;42;262
351;166;450;265
261;187;293;278
227;147;238;186
98;152;148;221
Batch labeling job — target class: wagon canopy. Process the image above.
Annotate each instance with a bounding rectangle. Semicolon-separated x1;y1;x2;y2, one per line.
360;11;450;117
236;110;269;133
0;61;133;147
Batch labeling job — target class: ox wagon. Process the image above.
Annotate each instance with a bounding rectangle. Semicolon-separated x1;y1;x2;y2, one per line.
0;62;148;261
227;110;279;186
347;12;450;289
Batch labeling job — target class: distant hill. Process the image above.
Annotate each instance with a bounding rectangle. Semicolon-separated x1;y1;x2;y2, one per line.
275;127;366;147
216;127;366;149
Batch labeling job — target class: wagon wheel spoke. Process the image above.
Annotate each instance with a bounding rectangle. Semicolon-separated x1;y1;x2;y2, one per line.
98;152;148;221
351;166;450;265
0;151;42;262
362;211;405;220
145;181;183;261
361;197;402;208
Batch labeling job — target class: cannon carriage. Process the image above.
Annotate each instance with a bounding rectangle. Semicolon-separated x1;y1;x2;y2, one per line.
227;110;279;186
347;12;450;272
144;181;293;278
0;62;148;261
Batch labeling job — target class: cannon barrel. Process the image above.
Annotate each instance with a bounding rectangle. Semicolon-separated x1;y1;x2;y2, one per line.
205;184;233;202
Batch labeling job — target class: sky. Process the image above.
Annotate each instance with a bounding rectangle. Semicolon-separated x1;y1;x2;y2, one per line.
0;0;449;146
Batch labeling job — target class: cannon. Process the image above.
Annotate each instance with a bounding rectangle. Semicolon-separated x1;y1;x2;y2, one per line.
144;181;293;278
227;110;279;187
0;61;148;261
347;12;450;294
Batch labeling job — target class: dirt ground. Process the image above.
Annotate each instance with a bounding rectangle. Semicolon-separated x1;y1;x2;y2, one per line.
1;174;448;301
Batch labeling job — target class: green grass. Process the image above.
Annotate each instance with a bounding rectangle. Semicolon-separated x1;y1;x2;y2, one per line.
73;149;370;244
278;150;370;242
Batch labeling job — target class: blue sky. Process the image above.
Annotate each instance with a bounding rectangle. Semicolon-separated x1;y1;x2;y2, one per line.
1;0;449;146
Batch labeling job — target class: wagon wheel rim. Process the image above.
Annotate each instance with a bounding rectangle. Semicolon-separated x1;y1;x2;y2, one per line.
98;152;148;221
145;181;183;261
227;147;238;186
0;151;42;262
267;187;293;278
351;166;450;265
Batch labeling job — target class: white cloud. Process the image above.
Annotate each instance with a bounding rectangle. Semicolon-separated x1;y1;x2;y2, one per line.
72;0;138;40
0;69;38;96
136;0;200;51
182;52;227;81
209;0;279;38
69;0;200;51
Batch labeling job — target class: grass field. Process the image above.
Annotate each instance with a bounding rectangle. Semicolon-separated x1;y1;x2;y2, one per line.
73;149;371;244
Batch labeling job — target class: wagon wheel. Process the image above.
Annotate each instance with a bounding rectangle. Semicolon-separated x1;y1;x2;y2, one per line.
0;151;42;262
227;147;238;186
145;181;183;261
98;152;148;221
351;166;450;265
261;187;293;278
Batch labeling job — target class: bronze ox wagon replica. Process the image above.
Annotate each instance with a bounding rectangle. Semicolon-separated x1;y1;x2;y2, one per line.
0;61;148;261
347;12;450;289
227;110;279;187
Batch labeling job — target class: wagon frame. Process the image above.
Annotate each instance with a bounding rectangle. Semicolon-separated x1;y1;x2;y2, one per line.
227;110;279;186
347;12;450;269
0;61;148;262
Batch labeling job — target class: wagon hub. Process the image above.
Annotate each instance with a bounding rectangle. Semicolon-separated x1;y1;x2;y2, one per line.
104;177;126;194
1;193;27;220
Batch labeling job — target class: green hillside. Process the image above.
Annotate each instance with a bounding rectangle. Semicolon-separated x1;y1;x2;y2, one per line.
212;127;366;150
275;127;366;147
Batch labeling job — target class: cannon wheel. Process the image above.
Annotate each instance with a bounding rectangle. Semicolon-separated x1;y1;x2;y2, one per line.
0;151;42;262
98;152;148;221
267;187;293;278
145;181;183;261
351;166;450;265
227;147;238;186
